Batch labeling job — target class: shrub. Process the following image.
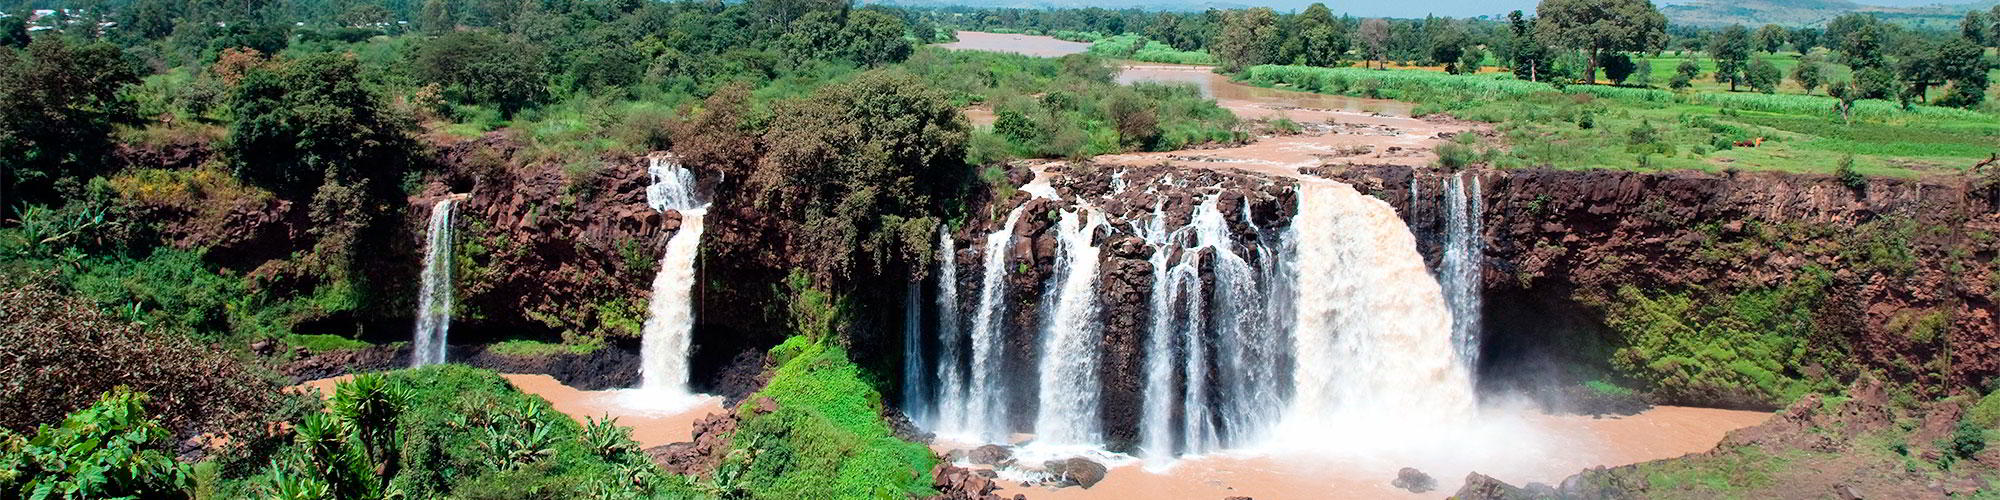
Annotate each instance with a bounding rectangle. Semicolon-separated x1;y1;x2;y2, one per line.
0;389;190;499
714;336;936;499
1836;155;1866;191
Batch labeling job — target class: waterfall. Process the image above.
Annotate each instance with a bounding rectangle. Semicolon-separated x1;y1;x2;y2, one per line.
1440;171;1485;376
1137;194;1286;460
956;204;1030;441
1030;208;1107;446
411;197;457;367
1280;181;1474;439
931;226;966;431
638;157;707;396
901;280;929;424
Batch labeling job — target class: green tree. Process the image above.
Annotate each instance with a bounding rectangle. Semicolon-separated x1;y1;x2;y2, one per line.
1631;58;1653;87
1670;58;1699;91
1357;17;1390;70
1828;79;1860;123
1837;21;1886;71
1297;3;1347;68
411;29;548;117
0;15;27;47
1599;52;1636;84
1935;37;1989;108
1213;7;1280;73
1507;10;1550;81
1746;58;1780;93
225;53;413;197
1789;27;1821;54
1962;10;1988;47
842;9;913;67
1534;0;1668;83
1709;24;1752;91
1791;53;1826;95
1753;24;1788;54
0;36;138;215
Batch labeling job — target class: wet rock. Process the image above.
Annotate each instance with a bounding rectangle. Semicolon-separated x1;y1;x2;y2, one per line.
1042;457;1107;489
1452;472;1538;500
647;411;737;476
1392;467;1436;493
930;462;1009;500
967;444;1012;465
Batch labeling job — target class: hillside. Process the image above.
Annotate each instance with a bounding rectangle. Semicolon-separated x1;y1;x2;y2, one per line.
1664;0;1999;27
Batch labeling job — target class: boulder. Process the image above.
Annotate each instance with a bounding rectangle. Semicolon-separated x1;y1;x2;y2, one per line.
1452;472;1534;500
1042;457;1107;489
967;444;1012;465
1392;467;1436;493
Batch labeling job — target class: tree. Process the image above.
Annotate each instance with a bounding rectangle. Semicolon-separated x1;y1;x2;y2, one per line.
1357;18;1390;70
1894;41;1946;106
419;0;453;34
1753;24;1788;54
1828;79;1860;124
1297;3;1347;68
0;16;26;47
842;9;913;67
1213;7;1280;73
1935;37;1989;108
1992;5;2000;48
1534;0;1668;83
1789;27;1821;54
1430;24;1473;74
1745;58;1780;93
1599;52;1636;84
1837;21;1885;71
1708;25;1752;91
1508;10;1550;81
0;37;138;214
225;53;413;198
1632;58;1653;87
1962;10;1988;47
1670;58;1699;90
411;29;548;117
1791;54;1826;95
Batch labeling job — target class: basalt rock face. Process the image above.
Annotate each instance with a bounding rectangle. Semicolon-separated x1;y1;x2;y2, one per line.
1328;164;2000;406
943;163;1294;451
422;134;670;345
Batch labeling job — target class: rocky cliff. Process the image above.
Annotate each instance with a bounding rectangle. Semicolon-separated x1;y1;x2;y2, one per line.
1331;165;2000;407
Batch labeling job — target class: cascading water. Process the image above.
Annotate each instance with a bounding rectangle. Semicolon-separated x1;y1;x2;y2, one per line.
411;197;457;367
952;204;1030;441
930;226;965;431
1030;208;1107;447
638;157;706;397
1137;194;1286;461
901;281;929;424
1278;181;1475;443
1440;171;1485;375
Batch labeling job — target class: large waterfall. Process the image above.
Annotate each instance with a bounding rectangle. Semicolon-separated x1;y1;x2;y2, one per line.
638;157;706;396
1279;181;1475;440
912;173;1476;460
1440;171;1485;374
411;197;457;367
901;280;929;424
1030;208;1108;447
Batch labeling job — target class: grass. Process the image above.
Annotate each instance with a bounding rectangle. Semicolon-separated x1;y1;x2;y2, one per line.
1236;64;2000;177
285;334;374;352
486;338;606;357
1088;34;1216;65
713;335;936;499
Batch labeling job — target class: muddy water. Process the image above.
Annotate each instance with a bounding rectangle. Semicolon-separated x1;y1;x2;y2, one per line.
963;406;1770;500
298;374;723;448
1118;64;1416;117
938;31;1092;57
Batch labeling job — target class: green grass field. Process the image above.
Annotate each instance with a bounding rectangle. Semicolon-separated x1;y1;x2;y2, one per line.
1239;64;2000;178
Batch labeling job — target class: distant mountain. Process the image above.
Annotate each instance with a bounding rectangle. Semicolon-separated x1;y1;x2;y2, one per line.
1662;0;1998;28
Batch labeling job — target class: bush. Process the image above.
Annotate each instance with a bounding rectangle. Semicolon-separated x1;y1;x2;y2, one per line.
714;336;936;499
1602;267;1842;406
0;274;286;441
0;389;190;499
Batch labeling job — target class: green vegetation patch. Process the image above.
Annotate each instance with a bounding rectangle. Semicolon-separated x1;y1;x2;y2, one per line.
1601;267;1846;407
713;336;936;499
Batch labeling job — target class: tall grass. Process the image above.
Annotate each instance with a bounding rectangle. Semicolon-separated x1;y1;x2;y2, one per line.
1088;34;1217;65
1239;64;1998;122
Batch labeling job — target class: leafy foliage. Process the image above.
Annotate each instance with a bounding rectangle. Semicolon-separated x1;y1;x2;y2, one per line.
0;36;141;210
224;52;415;198
0;389;190;500
1601;268;1842;406
714;335;935;499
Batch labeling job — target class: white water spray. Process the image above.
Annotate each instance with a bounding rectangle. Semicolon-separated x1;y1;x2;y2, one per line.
1440;171;1485;374
1277;181;1475;446
954;204;1030;441
930;226;965;430
412;197;457;367
1031;208;1107;447
638;157;707;397
902;280;929;424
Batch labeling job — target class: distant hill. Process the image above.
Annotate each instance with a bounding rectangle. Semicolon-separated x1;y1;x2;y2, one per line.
1662;0;1999;28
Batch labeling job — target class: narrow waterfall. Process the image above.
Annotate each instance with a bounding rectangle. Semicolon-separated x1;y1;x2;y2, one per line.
955;204;1030;441
1281;181;1474;439
901;281;929;424
638;157;707;396
1031;208;1107;446
1137;195;1285;460
411;197;457;367
931;226;965;431
1440;171;1485;375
